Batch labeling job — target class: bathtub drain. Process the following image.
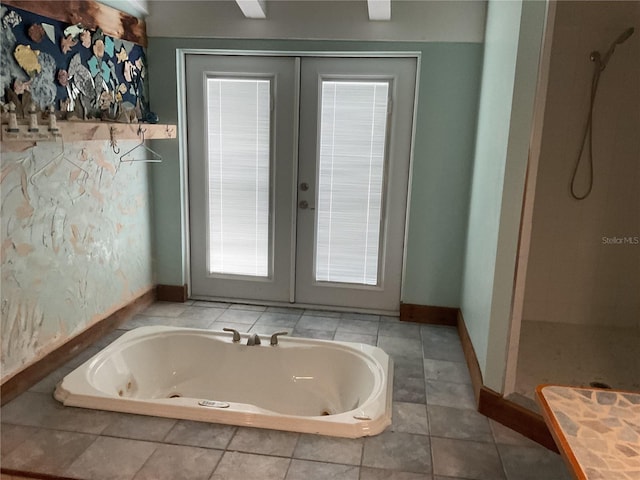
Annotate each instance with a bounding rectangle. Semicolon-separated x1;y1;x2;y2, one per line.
168;393;182;398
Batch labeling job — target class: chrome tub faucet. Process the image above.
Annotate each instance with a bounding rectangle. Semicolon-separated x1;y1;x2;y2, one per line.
270;331;288;346
223;328;241;343
223;328;287;346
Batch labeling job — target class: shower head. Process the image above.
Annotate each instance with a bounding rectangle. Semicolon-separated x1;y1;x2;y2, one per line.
597;27;635;69
613;27;635;45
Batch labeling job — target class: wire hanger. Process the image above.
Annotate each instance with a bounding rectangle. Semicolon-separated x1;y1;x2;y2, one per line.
30;135;90;190
119;126;162;163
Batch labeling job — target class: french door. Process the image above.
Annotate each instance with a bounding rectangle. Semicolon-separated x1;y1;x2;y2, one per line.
185;53;416;312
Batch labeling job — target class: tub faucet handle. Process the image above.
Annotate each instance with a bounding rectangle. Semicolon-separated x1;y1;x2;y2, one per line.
223;328;241;343
270;331;288;346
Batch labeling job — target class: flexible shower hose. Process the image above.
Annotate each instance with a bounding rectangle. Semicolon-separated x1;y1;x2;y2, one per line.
570;60;602;200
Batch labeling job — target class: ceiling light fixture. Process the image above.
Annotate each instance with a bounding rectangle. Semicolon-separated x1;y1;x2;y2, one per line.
236;0;267;19
367;0;391;21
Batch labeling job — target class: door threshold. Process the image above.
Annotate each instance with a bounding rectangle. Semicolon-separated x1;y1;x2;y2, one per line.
189;295;399;316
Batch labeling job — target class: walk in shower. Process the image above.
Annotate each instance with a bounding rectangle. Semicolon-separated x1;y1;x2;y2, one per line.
510;1;640;409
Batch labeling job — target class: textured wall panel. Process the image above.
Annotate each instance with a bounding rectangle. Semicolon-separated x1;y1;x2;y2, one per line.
1;139;153;380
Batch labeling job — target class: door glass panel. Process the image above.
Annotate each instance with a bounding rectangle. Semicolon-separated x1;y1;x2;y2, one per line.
206;78;271;276
315;80;389;285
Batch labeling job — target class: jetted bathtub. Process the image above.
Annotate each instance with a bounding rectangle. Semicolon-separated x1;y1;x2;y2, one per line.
54;326;393;438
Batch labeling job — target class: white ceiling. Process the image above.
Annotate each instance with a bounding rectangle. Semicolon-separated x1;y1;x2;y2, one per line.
145;0;487;43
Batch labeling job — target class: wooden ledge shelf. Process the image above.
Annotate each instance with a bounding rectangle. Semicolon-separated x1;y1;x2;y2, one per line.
1;122;176;152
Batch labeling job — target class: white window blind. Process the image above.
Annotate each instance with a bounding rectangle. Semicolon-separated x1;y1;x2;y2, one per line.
206;78;271;277
315;80;389;285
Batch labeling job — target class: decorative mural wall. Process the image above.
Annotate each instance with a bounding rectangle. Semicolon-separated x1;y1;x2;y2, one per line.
1;2;155;382
1;4;151;122
1;139;154;380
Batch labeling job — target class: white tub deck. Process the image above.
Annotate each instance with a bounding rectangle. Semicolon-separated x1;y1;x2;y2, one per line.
54;326;393;438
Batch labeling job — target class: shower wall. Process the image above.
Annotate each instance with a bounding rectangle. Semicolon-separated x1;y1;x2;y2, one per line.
522;1;640;329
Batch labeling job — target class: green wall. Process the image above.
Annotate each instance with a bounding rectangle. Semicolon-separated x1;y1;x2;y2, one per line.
147;38;483;308
460;0;546;391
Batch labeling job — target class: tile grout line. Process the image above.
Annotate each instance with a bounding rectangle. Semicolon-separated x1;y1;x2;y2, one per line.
423;354;437;479
207;447;225;480
60;430;101;480
127;440;162;480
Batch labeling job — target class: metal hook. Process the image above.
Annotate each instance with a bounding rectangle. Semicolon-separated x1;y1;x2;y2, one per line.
110;126;120;154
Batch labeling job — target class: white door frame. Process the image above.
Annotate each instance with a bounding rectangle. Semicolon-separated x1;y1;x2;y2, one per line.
503;2;557;395
176;49;421;314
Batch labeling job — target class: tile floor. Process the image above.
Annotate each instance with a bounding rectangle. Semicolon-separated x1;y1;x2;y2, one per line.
1;301;573;480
